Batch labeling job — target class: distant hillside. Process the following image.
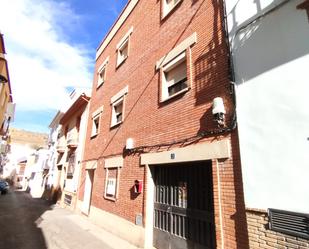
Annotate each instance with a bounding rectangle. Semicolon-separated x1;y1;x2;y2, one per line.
9;128;48;149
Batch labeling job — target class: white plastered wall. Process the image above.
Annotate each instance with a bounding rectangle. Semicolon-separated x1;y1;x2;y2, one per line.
64;102;89;193
225;0;309;213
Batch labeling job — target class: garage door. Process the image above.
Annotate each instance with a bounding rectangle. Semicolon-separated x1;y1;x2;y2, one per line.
153;161;216;249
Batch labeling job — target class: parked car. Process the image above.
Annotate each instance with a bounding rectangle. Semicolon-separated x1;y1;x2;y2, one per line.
0;180;9;194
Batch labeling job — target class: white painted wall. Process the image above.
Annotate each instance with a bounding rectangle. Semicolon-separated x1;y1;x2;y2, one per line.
64;95;89;193
46;124;61;188
225;0;309;213
27;149;50;197
3;143;36;178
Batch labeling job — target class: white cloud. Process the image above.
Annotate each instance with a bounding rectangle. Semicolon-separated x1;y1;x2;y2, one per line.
0;0;93;111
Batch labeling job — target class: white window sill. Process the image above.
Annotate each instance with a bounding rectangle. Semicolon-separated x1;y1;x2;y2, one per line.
160;87;189;103
116;56;128;68
90;133;98;139
104;195;117;202
97;81;104;89
110;121;123;128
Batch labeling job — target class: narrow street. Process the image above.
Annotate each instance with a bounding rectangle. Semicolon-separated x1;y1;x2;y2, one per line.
0;189;138;249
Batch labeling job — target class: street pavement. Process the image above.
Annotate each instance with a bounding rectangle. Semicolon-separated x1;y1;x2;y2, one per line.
0;189;140;249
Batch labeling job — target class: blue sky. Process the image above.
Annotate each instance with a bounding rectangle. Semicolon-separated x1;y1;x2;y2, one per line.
0;0;127;133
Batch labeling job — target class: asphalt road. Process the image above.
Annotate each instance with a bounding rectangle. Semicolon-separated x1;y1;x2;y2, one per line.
0;189;138;249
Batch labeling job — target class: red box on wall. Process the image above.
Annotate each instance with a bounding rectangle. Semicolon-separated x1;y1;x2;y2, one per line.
134;180;143;194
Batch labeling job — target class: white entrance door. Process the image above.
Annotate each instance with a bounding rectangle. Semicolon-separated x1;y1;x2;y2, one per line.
82;170;94;215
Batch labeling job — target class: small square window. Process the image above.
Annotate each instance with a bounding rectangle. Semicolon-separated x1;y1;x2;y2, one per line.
161;51;189;101
97;57;109;89
91;115;100;137
117;39;129;67
104;167;120;201
162;0;182;18
116;27;133;68
106;178;116;196
97;66;106;88
111;97;124;127
91;106;103;138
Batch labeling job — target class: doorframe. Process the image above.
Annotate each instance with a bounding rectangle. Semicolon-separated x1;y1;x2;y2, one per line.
144;165;155;249
142;139;231;249
82;169;94;215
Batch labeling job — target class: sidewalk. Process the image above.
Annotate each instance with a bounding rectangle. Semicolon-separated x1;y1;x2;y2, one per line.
0;190;140;249
39;205;140;249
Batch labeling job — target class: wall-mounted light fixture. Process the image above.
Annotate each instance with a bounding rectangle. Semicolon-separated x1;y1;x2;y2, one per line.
126;138;134;150
212;97;226;127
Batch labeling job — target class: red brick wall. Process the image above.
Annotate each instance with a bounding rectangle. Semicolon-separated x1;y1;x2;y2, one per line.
78;0;248;248
211;131;249;249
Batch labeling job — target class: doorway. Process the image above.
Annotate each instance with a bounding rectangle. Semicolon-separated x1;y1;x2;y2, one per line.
82;169;94;215
153;161;216;249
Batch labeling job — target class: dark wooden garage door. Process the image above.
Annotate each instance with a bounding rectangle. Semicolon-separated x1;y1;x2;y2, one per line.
153;161;216;249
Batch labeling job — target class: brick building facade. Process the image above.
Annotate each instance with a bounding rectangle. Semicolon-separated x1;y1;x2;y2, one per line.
77;0;248;248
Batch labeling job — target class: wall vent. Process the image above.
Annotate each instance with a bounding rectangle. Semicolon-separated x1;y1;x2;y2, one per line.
269;208;309;239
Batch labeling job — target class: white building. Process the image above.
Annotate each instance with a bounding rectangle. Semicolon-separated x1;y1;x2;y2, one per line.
46;111;63;202
48;89;90;208
26;148;50;197
225;0;309;246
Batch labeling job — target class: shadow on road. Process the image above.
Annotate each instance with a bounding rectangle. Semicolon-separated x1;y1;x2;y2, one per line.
0;189;53;249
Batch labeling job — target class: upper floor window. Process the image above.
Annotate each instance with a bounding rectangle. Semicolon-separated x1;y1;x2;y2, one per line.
110;86;128;127
162;51;188;100
92;116;100;137
116;27;133;67
64;125;69;139
97;57;109;88
156;32;197;102
162;0;182;19
91;106;103;138
112;98;124;126
76;116;81;133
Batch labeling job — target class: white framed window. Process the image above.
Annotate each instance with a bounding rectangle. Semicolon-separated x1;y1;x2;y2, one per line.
162;51;188;101
110;86;128;127
97;67;106;87
106;178;116;196
156;32;197;102
104;156;123;201
104;168;120;200
111;97;124;127
162;0;182;19
97;57;109;88
91;116;100;137
117;39;129;65
91;106;103;138
116;27;133;67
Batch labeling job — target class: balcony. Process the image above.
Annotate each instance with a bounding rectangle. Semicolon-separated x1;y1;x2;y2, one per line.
67;131;79;149
56;138;66;153
0;143;9;154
